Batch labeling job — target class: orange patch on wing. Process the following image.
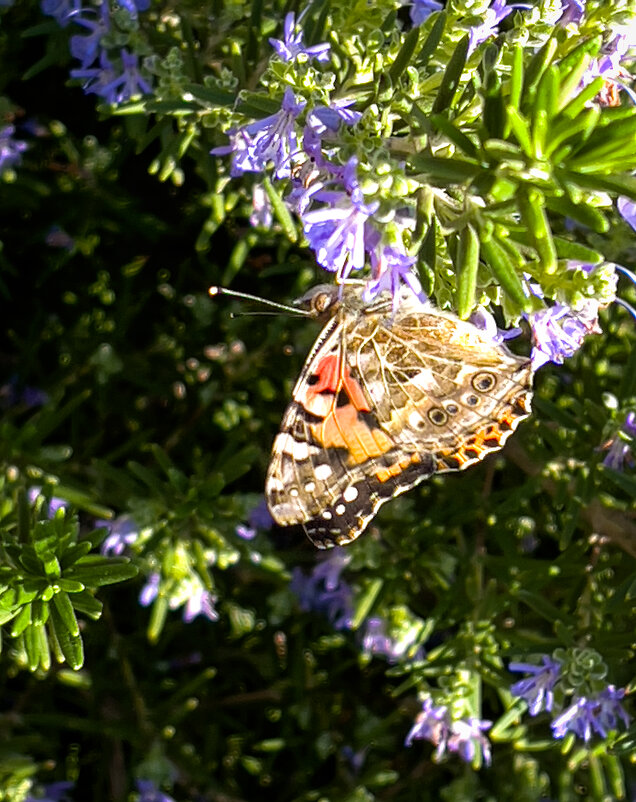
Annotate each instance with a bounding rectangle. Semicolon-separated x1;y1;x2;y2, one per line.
374;452;421;483
310;404;394;465
306;354;371;412
375;454;420;482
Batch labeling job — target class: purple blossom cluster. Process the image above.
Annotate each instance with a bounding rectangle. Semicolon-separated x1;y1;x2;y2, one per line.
41;0;152;104
361;616;424;663
405;698;492;766
509;653;631;743
211;79;427;309
0;125;28;175
139;570;219;624
290;548;353;630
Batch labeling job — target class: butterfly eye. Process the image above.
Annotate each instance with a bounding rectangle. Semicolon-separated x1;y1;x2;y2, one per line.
472;372;497;392
313;292;333;313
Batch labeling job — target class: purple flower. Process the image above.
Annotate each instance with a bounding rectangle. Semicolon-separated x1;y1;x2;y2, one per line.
98;49;153;103
139;572;160;607
405;698;451;758
250;184;273;229
0;376;48;409
269;11;331;63
558;0;585;24
72;49;152;104
302;158;379;278
361;617;424;662
618;196;636;232
236;498;274;539
99;515;139;556
468;0;514;53
119;0;150;15
528;300;601;370
182;588;218;623
290;549;353;630
510;655;562;715
603;412;636;471
551;686;630;742
410;0;443;26
593;686;631;735
25;781;74;802
447;718;493;766
469;306;521;344
0;125;27;174
69;3;110;67
579;32;636;106
45;225;75;250
71;49;118;97
306;101;362;136
40;0;81;27
136;779;176;802
406;700;492;766
362;246;426;316
211;88;305;179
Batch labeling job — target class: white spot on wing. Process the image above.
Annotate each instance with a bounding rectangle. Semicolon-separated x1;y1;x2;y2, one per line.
315;463;333;480
343;486;358;502
335;504;346;515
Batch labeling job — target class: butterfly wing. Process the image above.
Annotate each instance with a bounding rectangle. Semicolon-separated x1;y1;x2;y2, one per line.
266;297;532;548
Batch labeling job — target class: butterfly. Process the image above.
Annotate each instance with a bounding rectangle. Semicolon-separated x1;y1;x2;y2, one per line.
265;283;533;549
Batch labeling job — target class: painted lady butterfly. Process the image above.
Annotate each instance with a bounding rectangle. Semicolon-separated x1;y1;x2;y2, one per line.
265;283;533;548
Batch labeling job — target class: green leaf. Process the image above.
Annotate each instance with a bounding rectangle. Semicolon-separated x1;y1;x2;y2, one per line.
409;155;481;184
506;107;533;157
64;556;138;587
558;170;636;201
413;10;446;70
351;578;383;630
455;224;480;319
69;590;103;621
544;194;608;233
147;594;169;644
521;37;557;113
59;541;93;570
517;189;557;274
560;76;604;120
24;621;50;673
11;603;32;638
182;83;236;108
479;234;529;310
552;237;602;264
506;44;523;120
389;26;420;84
544;107;601;161
52;591;80;637
483;70;505;140
49;603;84;670
514;588;572;625
430;114;479;158
431;34;470;114
263;175;298;243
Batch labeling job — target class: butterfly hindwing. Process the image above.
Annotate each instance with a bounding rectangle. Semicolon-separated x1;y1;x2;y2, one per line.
266;286;533;548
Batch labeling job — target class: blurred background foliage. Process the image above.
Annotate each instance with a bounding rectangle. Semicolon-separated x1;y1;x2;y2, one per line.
0;1;636;801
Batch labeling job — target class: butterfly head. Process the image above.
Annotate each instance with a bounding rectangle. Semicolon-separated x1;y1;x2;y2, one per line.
293;284;342;320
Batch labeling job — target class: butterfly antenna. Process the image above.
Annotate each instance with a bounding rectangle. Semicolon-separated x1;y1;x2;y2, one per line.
209;286;311;316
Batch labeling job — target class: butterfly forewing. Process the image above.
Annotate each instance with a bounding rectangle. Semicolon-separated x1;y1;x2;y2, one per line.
266;286;533;548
